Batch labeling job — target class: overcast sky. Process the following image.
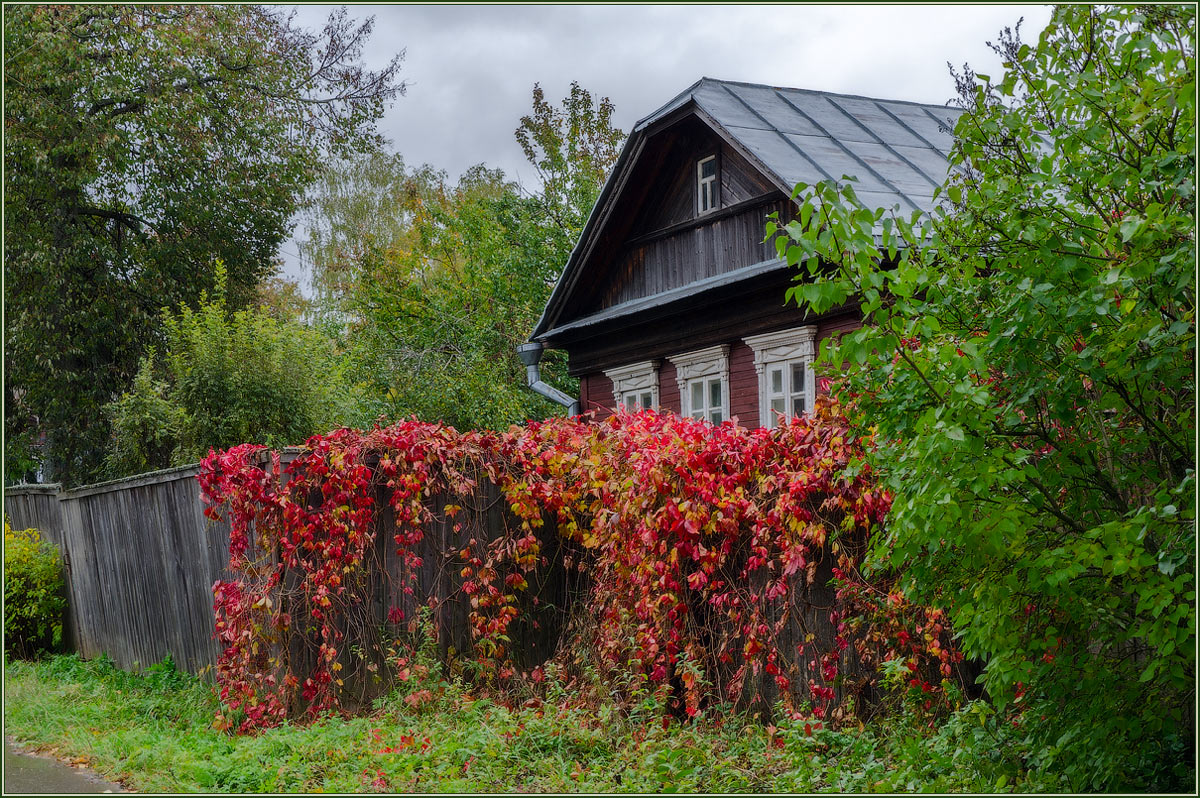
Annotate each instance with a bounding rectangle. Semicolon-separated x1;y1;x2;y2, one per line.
280;3;1054;286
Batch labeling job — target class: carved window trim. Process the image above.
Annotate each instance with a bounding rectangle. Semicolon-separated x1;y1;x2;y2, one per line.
604;360;660;411
696;154;718;215
742;326;818;428
668;344;730;423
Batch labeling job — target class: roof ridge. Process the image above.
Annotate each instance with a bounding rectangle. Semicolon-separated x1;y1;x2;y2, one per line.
636;76;965;133
634;76;708;129
699;76;965;113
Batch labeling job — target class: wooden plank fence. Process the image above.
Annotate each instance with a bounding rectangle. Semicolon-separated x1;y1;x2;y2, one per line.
5;457;866;711
2;454;574;680
5;465;238;675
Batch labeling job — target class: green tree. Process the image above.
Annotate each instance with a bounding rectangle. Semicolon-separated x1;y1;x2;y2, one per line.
4;5;404;485
299;83;624;430
347;165;570;429
768;6;1194;790
102;354;185;477
515;80;624;243
299;149;412;317
104;266;363;478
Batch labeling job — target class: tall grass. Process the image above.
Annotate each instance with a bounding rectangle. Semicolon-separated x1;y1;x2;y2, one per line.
4;653;1070;793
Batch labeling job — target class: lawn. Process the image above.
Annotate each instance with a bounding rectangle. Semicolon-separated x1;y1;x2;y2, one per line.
2;654;1057;793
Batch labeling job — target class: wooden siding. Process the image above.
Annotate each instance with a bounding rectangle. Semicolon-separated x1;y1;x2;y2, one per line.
557;116;785;324
816;311;862;396
630;124;778;236
561;270;826;376
816;312;862;345
729;341;758;428
593;197;789;313
577;339;758;426
580;372;614;418
658;360;680;414
575;311;862;425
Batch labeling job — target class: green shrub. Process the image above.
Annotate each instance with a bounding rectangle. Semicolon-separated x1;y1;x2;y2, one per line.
103;354;187;478
104;263;366;478
767;6;1195;790
4;518;67;658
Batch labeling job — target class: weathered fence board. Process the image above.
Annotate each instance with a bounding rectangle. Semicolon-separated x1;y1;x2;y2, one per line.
3;457;561;679
5;465;234;675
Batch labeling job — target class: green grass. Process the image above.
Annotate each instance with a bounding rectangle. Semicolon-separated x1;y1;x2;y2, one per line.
4;654;1061;793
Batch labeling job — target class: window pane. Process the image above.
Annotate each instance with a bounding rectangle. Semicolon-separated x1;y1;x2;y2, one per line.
709;379;722;409
701;158;716;178
692;410;705;420
793;395;806;417
710;410;723;425
791;362;806;394
641;392;653;409
770;397;786;414
691;381;704;411
624;395;636;411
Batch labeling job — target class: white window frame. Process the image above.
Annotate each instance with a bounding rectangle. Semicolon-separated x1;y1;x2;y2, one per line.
696;155;718;215
604;360;660;412
743;327;818;428
668;345;730;425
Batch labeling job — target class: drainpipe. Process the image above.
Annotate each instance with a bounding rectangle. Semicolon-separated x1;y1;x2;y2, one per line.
516;341;580;416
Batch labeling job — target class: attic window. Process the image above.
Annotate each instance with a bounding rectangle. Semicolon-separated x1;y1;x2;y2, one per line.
697;155;718;215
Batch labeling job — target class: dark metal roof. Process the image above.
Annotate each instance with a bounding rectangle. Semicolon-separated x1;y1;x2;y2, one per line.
638;77;963;218
531;78;963;340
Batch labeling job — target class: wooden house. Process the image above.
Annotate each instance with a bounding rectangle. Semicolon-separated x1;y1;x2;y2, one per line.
523;78;962;426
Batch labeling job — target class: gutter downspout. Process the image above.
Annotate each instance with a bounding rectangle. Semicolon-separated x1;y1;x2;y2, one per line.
516;342;580;416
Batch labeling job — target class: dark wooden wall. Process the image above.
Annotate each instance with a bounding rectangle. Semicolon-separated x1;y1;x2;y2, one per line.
580;373;614;418
594;197;789;313
630;121;777;235
573;310;862;426
559;116;789;324
729;341;758;427
659;360;680;417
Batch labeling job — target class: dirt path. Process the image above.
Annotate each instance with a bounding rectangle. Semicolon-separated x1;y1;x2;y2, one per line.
3;738;126;794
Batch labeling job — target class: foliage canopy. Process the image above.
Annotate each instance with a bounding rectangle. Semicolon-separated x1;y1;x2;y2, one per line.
768;5;1195;790
104;267;362;478
4;5;403;485
298;83;623;430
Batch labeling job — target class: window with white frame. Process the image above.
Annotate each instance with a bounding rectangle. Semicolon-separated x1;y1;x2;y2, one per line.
696;155;718;215
668;345;730;424
604;360;660;412
742;327;817;428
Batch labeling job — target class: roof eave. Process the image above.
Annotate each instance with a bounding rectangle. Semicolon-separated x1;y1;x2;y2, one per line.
537;256;789;343
529;128;647;338
531;97;705;340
